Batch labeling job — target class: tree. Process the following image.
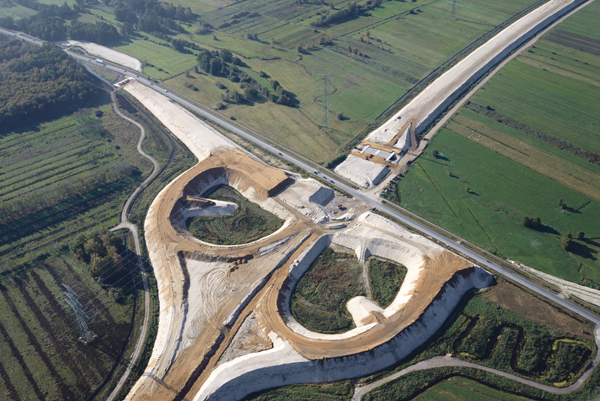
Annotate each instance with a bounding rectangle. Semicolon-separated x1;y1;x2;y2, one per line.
297;44;303;52
558;198;565;209
432;149;439;158
336;112;343;120
561;236;575;252
577;231;585;240
365;30;370;38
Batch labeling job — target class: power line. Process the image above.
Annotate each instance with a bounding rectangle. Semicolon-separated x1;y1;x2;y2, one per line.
63;284;96;343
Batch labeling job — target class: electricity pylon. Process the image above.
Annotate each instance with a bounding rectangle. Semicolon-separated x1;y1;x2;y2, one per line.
63;284;96;343
318;75;332;132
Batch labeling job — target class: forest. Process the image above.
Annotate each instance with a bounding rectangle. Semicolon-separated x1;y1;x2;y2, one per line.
0;36;100;132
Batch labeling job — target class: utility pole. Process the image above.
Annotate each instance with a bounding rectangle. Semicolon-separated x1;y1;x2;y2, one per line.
63;284;96;344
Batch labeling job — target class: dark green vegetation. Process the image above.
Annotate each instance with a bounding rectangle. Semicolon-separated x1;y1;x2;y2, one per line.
291;247;365;333
0;38;99;132
0;41;195;397
386;0;600;286
412;376;533;400
252;280;599;401
187;185;284;245
244;379;354;401
368;257;406;308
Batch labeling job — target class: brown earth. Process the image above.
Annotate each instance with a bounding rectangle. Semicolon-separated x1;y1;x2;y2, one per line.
482;280;595;339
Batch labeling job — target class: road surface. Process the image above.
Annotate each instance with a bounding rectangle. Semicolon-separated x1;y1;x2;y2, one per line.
106;91;158;401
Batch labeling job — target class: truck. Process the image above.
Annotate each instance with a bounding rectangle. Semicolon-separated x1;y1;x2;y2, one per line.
95;59;104;64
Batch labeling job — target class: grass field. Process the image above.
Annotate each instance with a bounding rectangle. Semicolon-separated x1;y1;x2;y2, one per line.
0;4;37;20
0;85;194;400
83;0;546;163
291;246;365;333
387;0;600;286
187;185;284;245
413;376;533;401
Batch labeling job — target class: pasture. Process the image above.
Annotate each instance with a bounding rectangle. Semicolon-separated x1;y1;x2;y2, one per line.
391;0;600;285
95;0;546;162
413;376;533;401
388;130;600;284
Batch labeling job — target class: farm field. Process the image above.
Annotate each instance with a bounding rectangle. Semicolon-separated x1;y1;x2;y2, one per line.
0;86;195;400
0;4;37;20
387;0;600;286
95;0;547;163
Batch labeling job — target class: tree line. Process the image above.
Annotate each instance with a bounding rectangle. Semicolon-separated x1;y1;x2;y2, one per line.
0;37;100;132
114;0;195;35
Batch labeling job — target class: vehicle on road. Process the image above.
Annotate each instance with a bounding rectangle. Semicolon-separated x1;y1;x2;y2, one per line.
278;153;283;156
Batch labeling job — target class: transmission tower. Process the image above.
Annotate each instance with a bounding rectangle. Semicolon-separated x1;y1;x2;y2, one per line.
63;284;96;343
318;75;331;132
449;0;456;20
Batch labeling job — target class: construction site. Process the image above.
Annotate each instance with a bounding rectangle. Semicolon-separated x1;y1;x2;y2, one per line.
115;80;493;401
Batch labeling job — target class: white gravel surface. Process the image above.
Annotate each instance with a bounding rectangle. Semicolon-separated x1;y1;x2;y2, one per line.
59;40;143;71
367;0;581;144
125;81;235;161
334;155;389;188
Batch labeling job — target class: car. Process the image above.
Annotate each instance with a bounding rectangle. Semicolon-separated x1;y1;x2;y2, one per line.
169;99;174;103
165;90;168;93
278;153;283;156
330;180;335;184
150;83;153;85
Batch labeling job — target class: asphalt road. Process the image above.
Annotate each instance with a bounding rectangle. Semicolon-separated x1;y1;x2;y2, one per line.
3;24;599;325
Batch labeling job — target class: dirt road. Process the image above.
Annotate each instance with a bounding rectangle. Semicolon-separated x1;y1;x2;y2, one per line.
107;90;158;401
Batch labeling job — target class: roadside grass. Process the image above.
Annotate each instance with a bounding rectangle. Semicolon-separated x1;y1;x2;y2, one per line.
187;185;284;245
244;380;353;401
412;376;534;401
368;257;406;308
110;35;197;78
386;130;600;284
291;246;365;333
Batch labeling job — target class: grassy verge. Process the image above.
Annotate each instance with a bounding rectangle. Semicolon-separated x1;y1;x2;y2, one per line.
187;185;284;245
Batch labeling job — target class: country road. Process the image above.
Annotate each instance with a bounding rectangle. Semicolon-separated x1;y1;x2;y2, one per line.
105;91;158;401
3;1;600;396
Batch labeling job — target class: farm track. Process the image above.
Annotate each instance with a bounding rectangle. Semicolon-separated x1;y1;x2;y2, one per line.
0;152;115;199
0;179;130;245
0;138;90;177
105;89;160;401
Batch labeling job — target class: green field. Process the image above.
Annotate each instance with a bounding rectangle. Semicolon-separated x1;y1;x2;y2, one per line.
414;376;533;401
0;4;37;20
291;246;366;333
0;85;195;400
387;0;600;286
187;185;284;245
91;0;546;163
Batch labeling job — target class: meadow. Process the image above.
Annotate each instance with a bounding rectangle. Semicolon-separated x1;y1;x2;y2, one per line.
387;0;600;286
291;246;366;333
87;0;547;162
